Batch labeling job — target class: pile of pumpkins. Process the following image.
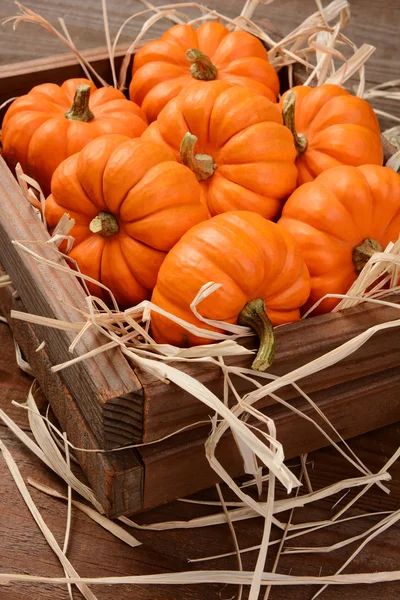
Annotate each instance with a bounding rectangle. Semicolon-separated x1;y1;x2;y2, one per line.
2;23;400;370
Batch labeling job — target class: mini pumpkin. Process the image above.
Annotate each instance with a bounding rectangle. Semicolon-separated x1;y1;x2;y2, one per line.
279;84;383;185
129;22;280;123
45;134;208;308
142;81;298;220
2;78;148;195
278;164;400;314
151;211;311;371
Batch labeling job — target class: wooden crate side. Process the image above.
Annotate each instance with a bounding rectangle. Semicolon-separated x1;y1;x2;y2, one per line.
0;270;143;517
138;296;400;442
139;366;400;510
0;159;144;449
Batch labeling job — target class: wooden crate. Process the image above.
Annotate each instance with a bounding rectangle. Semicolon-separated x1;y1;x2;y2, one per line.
0;47;399;518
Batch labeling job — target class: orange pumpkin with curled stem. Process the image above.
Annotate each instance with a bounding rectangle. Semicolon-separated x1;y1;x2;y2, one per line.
278;164;400;314
2;78;148;196
279;84;383;185
45;134;208;308
142;81;298;221
151;211;311;371
129;22;280;122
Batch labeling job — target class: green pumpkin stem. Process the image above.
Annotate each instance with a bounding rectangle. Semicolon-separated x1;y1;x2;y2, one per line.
180;132;216;182
282;91;308;155
352;238;382;273
89;212;119;237
65;84;94;122
186;49;218;80
238;298;276;372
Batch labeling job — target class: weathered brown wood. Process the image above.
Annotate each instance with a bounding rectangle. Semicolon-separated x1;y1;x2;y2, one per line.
1;1;400;597
0;158;145;449
0;267;143;517
139;366;400;510
138;296;400;442
1;309;399;600
0;1;399;520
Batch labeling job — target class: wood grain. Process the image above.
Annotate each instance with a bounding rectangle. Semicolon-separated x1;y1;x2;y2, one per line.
139;365;400;509
139;296;400;442
0;267;144;517
1;2;400;598
0;158;144;449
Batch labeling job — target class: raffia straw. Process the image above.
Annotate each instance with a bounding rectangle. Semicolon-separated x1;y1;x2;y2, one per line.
189;509;394;563
386;149;400;172
61;432;73;600
383;124;400;148
3;2;109;87
2;569;400;587
116;471;389;534
0;274;12;288
0;389;103;511
27;479;141;548
284;510;399;555
0;97;18;111
312;509;400;599
249;469;275;600
58;17;93;81
0;439;98;600
13;399;219;452
101;0;117;88
216;483;243;600
263;469;304;600
13;338;33;375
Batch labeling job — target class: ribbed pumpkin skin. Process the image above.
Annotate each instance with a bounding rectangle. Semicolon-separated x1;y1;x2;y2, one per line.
278;165;400;314
142;81;298;221
129;22;280;122
2;78;148;196
279;84;383;185
45;134;208;308
151;211;311;347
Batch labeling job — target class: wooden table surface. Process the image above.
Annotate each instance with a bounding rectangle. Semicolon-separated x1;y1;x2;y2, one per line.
0;1;399;599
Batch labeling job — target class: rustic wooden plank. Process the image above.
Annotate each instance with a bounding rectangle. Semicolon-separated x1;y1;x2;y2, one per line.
0;268;143;517
138;296;400;442
0;1;399;598
0;161;144;449
139;365;400;510
2;319;400;600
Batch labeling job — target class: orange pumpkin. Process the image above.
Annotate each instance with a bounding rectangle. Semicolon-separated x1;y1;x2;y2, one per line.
279;84;383;185
278;165;400;314
142;81;298;221
45;134;208;308
2;78;148;196
151;211;311;370
129;22;280;122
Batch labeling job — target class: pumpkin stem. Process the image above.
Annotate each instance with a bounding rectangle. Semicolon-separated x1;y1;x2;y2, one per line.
89;212;119;237
282;91;308;155
186;49;218;81
352;238;382;273
65;84;94;122
238;298;276;372
180;132;216;182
